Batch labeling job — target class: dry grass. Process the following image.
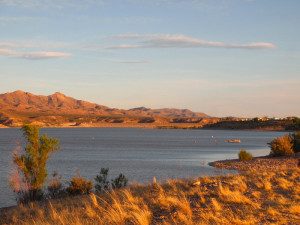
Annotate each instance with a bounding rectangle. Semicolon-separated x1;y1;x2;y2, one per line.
1;169;300;225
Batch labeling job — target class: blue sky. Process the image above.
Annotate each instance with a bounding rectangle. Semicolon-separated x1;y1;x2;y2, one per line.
1;0;299;117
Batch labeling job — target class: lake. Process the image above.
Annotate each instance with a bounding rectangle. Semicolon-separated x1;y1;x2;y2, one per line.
0;128;286;208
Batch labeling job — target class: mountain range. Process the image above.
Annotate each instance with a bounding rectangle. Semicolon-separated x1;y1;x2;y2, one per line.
0;91;210;127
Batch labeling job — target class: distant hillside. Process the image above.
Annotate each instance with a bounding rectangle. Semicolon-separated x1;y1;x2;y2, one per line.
0;90;111;115
126;107;209;118
0;90;209;118
0;91;210;127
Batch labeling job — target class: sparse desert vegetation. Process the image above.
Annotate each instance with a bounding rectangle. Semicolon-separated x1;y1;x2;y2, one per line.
211;133;300;171
0;168;299;224
10;125;60;204
268;134;294;157
238;149;253;162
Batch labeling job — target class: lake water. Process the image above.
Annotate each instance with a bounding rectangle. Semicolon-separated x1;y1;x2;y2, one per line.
0;128;286;208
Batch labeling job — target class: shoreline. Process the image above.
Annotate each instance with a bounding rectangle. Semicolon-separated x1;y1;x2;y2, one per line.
0;124;292;131
209;153;300;172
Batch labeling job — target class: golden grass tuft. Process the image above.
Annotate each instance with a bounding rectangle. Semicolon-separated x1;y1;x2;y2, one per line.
218;183;252;204
275;177;293;190
290;204;300;214
251;191;261;199
211;198;222;212
267;207;280;216
263;180;272;191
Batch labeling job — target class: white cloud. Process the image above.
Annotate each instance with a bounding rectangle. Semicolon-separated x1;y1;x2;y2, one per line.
21;52;72;59
0;42;36;48
109;34;276;50
109;59;151;63
111;34;164;39
0;49;72;59
0;49;19;56
108;44;140;49
0;0;105;9
0;0;40;8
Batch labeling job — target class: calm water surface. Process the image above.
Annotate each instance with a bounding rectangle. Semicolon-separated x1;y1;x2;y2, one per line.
0;128;286;208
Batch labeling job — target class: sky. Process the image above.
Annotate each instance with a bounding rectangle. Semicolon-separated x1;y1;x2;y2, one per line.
1;0;299;118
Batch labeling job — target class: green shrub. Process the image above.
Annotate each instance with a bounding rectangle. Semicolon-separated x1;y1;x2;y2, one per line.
94;168;128;192
291;131;300;153
268;134;294;156
10;125;60;204
112;173;128;190
94;168;110;192
238;149;253;161
67;172;93;195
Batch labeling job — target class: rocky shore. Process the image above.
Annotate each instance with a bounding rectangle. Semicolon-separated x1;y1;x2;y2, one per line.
209;153;300;171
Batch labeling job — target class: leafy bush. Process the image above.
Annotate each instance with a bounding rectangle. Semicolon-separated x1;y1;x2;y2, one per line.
268;134;294;156
67;171;93;195
10;125;60;204
238;149;253;161
291;131;300;153
47;172;65;199
94;168;128;192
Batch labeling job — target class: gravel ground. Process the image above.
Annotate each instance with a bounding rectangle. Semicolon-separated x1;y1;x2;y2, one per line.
209;153;300;171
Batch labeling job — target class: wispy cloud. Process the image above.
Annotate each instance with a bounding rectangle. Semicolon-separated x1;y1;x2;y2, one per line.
163;78;300;91
0;49;19;56
111;34;163;39
109;59;151;63
109;34;276;50
21;52;72;59
0;49;72;59
0;0;254;12
0;42;36;48
0;0;105;9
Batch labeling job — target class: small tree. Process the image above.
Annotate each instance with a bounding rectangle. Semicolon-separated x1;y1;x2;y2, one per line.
10;125;60;203
268;134;294;157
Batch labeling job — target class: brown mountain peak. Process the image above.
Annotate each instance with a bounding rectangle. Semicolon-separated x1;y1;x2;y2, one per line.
11;90;26;95
53;92;65;96
7;90;36;97
50;92;67;98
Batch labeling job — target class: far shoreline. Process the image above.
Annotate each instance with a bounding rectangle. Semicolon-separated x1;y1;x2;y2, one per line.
0;124;293;132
